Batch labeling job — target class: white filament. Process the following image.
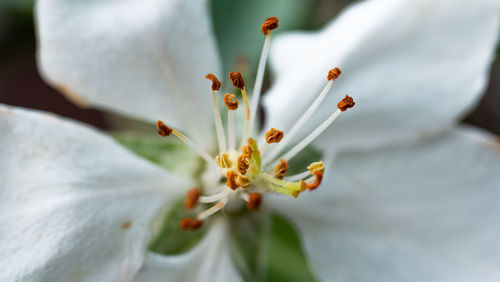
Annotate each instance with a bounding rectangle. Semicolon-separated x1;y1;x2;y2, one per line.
228;110;236;150
263;80;334;165
212;91;227;153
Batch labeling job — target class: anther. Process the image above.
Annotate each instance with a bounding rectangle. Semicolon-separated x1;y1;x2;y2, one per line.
261;17;279;36
241;145;252;157
205;73;221;91
337;95;355;112
238;154;250;175
274;159;288;179
184;188;200;210
237;175;251;188
247;193;263;210
224;93;239;110
216;153;232;168
308;162;325;175
226;171;240;190
180;218;203;230
265;128;284;143
229;72;245;90
156;120;173;137
327;67;341;81
306;173;323;190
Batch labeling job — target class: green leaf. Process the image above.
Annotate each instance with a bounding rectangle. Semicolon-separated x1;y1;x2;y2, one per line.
265;214;317;282
113;132;201;179
148;200;208;255
229;212;317;282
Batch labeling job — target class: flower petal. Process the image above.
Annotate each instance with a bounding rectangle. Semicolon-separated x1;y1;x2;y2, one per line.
36;0;221;147
264;0;500;151
270;126;500;281
0;104;193;281
134;218;242;282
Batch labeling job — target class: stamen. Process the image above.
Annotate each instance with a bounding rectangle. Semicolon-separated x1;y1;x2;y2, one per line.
156;120;173;137
337;95;355;111
265;128;284;143
261;17;279;36
224;93;238;150
274;159;288;179
237;175;251;188
199;189;229;203
205;73;227;153
305;161;325;190
229;72;251;145
226;171;240;190
156;120;214;164
197;199;226;220
247;193;263;211
327;67;341;81
249;17;279;137
263;68;340;165
224;93;239;110
284;170;311;182
276;95;355;164
305;173;323;190
241;144;252;157
184;188;200;210
216;152;232;168
237;154;249;175
180;218;203;230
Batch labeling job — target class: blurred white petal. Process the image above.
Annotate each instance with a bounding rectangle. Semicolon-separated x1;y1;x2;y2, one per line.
264;0;499;151
270;126;500;282
0;104;192;281
134;218;241;282
37;0;221;147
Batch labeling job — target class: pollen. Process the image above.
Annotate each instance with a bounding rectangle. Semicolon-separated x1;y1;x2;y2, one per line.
241;145;252;157
229;72;245;90
180;218;203;230
247;193;263;210
261;17;279;35
237;175;251;188
238;154;250;175
265;128;284;143
156;120;173;137
226;171;240;190
274;159;288;179
224;93;239;110
337;95;355;111
327;67;341;81
205;73;221;91
184;188;200;210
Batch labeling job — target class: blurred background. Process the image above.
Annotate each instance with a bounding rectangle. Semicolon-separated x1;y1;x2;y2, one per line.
1;0;499;136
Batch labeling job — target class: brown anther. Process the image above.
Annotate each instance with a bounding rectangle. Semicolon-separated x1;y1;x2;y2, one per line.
229;72;245;90
226;171;240;190
337;95;355;112
265;128;284;143
237;154;250;175
327;67;342;81
261;17;279;35
180;218;203;230
274;159;289;179
205;73;221;91
156;120;173;137
247;193;263;211
224;93;239;110
306;172;324;190
241;145;252;157
184;188;200;210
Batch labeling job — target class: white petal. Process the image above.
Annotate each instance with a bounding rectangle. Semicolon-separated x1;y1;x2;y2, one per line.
0;105;193;281
264;0;500;151
37;0;221;147
134;218;242;282
270;126;500;282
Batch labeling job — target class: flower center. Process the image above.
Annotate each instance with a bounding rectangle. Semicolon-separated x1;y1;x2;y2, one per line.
155;17;355;231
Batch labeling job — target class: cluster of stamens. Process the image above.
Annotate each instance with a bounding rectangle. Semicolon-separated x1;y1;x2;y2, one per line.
155;17;355;230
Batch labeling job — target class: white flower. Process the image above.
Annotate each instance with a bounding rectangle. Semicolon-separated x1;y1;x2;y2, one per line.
1;0;499;281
